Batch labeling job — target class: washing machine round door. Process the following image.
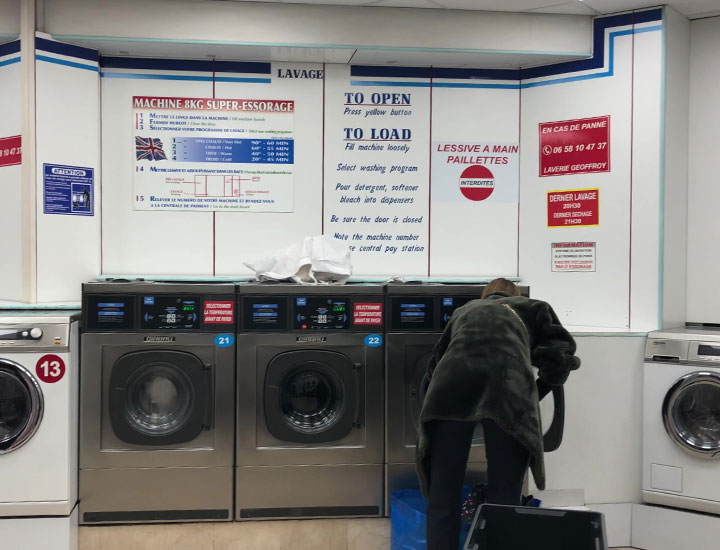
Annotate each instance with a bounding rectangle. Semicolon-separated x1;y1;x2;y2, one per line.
663;371;720;458
0;359;43;454
109;350;211;446
264;350;360;444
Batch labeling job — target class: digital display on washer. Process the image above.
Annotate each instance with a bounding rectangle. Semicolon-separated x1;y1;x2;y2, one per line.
440;296;481;329
86;295;135;330
141;296;200;329
294;297;349;330
243;297;288;330
390;297;434;330
698;344;720;357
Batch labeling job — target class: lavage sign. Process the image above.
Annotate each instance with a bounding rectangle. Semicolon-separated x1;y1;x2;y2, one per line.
277;68;324;79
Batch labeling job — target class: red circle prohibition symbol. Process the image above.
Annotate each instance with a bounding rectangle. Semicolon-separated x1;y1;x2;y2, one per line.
459;165;495;201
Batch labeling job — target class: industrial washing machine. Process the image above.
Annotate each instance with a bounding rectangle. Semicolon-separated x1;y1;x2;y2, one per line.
79;281;236;523
644;327;720;515
236;283;385;520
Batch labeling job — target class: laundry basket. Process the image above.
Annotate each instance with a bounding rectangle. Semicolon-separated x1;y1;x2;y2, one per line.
390;488;472;550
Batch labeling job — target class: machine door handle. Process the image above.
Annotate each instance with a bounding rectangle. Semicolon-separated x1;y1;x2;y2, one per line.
352;363;363;428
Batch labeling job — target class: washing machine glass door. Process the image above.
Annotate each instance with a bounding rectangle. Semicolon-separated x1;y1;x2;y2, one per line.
109;350;211;446
0;359;43;454
264;350;360;444
663;371;720;458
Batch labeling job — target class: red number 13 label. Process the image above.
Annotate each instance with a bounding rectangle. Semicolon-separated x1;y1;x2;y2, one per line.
36;354;66;383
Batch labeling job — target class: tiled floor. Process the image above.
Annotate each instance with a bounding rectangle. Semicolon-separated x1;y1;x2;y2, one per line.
78;520;640;549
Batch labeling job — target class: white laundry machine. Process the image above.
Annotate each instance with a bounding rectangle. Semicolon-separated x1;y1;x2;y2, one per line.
0;311;80;550
643;327;720;515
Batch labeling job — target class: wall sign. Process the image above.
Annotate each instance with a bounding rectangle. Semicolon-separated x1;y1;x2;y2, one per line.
539;116;610;177
547;188;599;227
43;163;94;216
132;96;295;212
551;242;596;272
0;135;21;167
432;142;519;203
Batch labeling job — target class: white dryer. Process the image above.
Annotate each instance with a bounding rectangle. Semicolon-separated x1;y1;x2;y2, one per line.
643;327;720;515
0;311;80;520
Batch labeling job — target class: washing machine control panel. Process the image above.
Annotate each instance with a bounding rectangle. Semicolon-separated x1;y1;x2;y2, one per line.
0;327;43;341
141;296;200;330
389;295;483;331
294;297;350;330
240;293;384;330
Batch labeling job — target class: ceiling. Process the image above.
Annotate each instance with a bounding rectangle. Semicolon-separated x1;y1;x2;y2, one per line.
215;0;720;19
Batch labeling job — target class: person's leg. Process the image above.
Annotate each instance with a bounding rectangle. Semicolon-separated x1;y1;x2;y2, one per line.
480;418;531;505
426;420;476;550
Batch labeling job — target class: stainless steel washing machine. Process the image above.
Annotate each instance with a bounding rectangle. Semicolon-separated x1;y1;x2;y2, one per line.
236;283;385;520
79;281;236;524
385;282;542;515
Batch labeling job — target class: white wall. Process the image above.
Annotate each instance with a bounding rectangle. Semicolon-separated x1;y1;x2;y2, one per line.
661;8;690;328
630;21;664;330
0;39;22;300
519;27;634;328
35;36;101;302
42;0;591;55
686;16;720;323
216;62;324;276
520;12;665;330
536;335;646;504
0;0;19;36
101;64;214;276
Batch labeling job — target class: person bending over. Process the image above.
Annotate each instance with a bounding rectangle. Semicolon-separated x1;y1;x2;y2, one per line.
416;278;581;550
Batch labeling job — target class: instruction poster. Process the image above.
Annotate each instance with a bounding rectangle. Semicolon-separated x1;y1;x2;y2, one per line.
432;142;519;203
132;96;295;212
43;163;94;216
551;242;596;272
324;75;430;274
539;116;610;177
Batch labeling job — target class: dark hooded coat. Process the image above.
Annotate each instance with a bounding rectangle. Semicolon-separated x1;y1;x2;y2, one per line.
416;292;580;496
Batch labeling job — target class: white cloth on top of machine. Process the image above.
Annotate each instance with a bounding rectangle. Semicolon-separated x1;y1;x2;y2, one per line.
244;235;353;284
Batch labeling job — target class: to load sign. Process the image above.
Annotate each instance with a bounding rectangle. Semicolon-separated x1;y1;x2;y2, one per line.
539;116;610;177
547;189;599;227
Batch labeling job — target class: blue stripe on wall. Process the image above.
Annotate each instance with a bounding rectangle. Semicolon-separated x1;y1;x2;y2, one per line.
522;8;662;80
350;66;431;78
100;57;272;74
432;67;521;81
36;37;98;62
349;8;662;84
0;57;20;68
214;60;271;74
36;54;99;72
0;40;20;57
101;57;212;71
100;72;271;83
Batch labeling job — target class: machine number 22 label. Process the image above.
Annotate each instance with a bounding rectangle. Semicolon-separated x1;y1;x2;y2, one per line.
36;354;66;383
364;334;383;348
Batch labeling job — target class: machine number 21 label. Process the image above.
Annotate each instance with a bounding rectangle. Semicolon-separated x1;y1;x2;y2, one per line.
36;354;66;383
215;334;234;348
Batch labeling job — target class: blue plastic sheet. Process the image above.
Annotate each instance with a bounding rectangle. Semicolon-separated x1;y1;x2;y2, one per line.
390;488;471;550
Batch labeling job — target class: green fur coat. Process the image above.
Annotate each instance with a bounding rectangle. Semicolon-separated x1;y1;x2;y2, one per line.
416;292;581;496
